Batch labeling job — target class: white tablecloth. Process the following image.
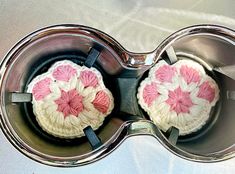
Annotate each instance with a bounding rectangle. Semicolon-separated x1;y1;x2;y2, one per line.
0;0;235;173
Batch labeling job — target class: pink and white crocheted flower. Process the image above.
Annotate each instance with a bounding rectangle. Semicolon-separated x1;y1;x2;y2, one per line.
27;60;114;139
138;60;219;135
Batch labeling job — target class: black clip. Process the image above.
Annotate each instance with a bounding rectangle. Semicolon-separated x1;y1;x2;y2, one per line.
83;126;102;150
84;48;100;68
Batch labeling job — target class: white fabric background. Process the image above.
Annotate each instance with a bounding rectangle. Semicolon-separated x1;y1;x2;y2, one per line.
0;0;235;173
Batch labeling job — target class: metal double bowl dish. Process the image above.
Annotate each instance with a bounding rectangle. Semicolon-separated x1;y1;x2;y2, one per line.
0;24;235;167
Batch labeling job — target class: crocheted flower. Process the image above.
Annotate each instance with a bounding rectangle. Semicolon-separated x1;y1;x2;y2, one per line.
137;60;219;135
166;87;194;114
27;60;114;139
55;89;84;117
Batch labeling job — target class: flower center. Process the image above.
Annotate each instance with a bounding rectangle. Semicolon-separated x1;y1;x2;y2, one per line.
166;87;194;114
55;89;84;118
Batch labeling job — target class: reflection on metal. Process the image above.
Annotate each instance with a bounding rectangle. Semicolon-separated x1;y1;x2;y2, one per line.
145;52;157;65
126;52;157;67
175;52;213;71
214;65;235;80
227;91;235;100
